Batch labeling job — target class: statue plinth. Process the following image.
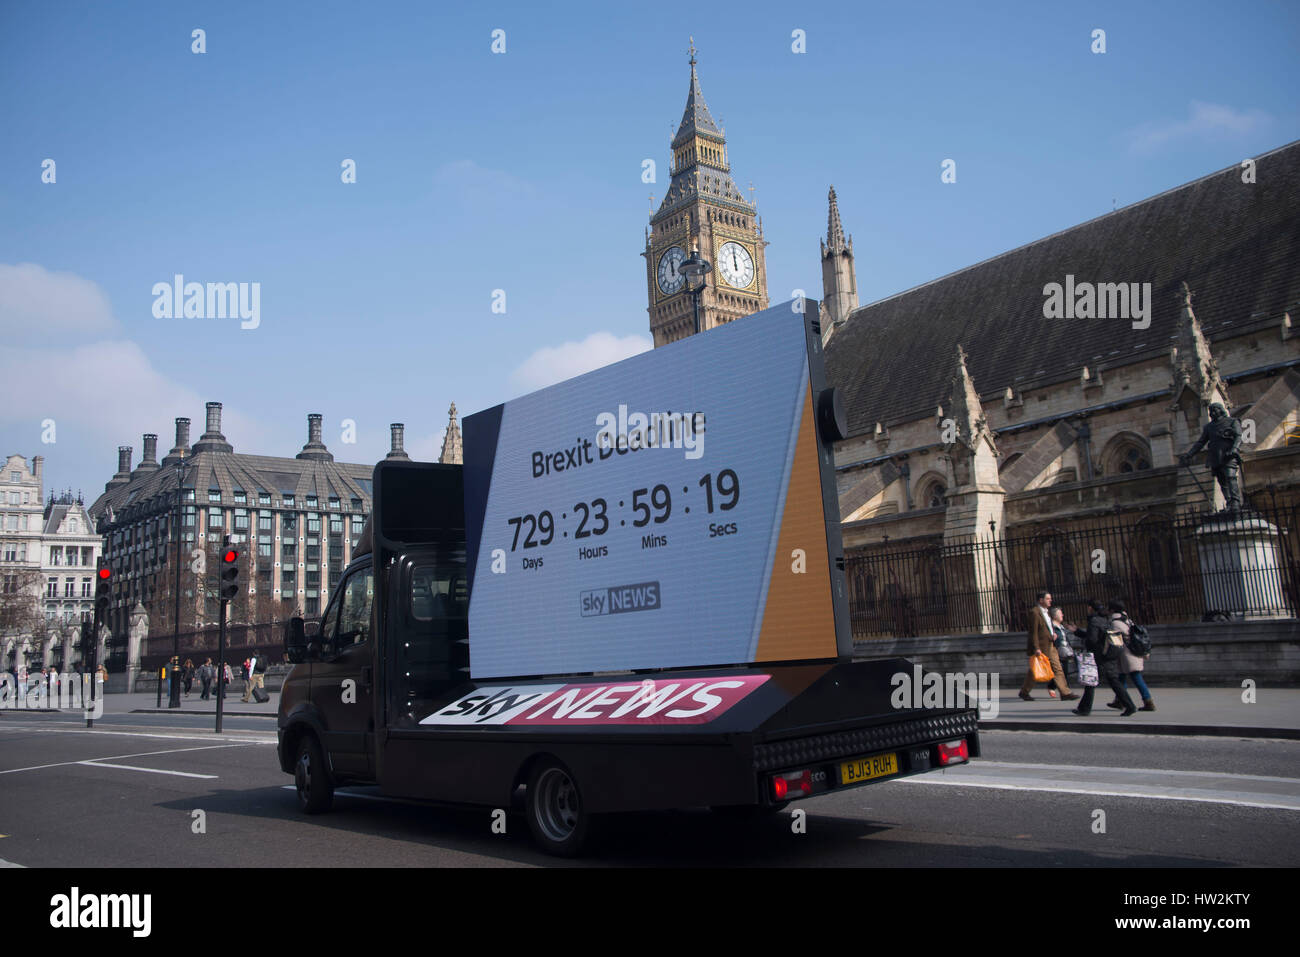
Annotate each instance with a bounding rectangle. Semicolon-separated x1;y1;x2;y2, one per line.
1194;514;1291;619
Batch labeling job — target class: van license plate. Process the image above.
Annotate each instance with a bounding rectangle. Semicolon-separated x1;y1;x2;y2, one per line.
840;753;898;785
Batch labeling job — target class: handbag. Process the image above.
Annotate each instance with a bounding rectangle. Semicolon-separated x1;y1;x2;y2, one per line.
1030;652;1053;683
1078;652;1099;687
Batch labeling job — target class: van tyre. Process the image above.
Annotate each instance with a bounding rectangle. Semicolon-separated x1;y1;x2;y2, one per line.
294;734;334;814
525;759;591;857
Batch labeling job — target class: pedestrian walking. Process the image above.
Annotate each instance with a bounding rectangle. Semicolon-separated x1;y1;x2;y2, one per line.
183;658;195;697
242;649;268;703
1071;598;1137;716
1107;599;1156;712
1019;591;1077;701
221;661;232;698
1050;607;1078;682
198;658;214;700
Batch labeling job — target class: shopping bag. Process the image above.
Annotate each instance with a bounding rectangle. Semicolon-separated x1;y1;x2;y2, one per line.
1078;653;1099;687
1030;652;1053;683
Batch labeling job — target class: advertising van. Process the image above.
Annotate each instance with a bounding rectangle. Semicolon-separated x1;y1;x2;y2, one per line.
277;300;979;855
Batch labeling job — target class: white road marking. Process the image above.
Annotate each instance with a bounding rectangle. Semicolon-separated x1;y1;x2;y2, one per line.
0;723;274;744
79;761;218;779
0;859;25;868
0;745;240;776
897;761;1300;811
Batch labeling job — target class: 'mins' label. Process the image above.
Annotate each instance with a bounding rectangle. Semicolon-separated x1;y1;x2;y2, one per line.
579;581;660;617
420;674;769;726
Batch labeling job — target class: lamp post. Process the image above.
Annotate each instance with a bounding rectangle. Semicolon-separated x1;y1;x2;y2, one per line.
680;239;712;335
169;451;192;709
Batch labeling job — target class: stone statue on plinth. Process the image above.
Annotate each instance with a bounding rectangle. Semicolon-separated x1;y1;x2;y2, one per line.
1179;402;1245;512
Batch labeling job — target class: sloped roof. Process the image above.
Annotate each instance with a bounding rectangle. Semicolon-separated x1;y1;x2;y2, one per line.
825;140;1300;438
88;449;375;528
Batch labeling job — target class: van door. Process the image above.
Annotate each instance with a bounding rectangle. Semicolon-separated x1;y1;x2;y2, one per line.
311;560;374;779
387;556;469;729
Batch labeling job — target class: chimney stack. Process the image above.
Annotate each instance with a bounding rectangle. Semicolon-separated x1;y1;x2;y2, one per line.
386;423;410;460
32;455;44;496
192;402;233;453
135;433;160;476
162;417;191;466
296;412;334;462
106;446;133;491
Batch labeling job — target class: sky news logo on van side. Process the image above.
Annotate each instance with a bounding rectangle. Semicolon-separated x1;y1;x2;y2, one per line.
579;581;660;617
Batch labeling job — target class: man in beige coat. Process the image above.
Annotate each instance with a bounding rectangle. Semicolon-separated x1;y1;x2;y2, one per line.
1019;591;1077;701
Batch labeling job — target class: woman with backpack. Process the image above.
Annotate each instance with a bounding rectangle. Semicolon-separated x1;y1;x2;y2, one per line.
1107;599;1155;712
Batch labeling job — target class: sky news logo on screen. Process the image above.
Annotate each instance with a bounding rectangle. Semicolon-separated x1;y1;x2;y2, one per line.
580;581;661;617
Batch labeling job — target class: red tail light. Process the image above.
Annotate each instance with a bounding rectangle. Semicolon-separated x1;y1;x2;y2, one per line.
772;769;813;801
936;739;969;766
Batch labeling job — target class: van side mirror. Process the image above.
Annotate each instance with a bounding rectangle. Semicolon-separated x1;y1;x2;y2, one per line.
285;617;308;664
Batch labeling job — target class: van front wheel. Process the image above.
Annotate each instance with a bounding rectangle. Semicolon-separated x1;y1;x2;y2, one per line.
294;734;334;814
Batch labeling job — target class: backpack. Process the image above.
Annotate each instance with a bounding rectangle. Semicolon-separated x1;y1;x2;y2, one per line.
1125;621;1152;657
254;655;268;674
1099;628;1126;661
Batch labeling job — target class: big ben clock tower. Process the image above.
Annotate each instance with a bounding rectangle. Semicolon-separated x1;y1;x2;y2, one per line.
644;41;769;347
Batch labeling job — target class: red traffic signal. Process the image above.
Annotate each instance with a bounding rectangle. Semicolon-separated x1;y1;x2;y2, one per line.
94;561;111;614
220;546;241;601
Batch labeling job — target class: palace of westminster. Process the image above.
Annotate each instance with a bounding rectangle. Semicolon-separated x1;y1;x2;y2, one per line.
3;48;1298;668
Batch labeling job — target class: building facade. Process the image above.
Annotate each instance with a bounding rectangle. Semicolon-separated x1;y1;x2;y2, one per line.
87;402;462;669
40;493;102;628
1;455;105;670
816;142;1300;636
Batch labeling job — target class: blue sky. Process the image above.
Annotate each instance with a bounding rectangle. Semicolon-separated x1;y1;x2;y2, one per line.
2;0;1297;499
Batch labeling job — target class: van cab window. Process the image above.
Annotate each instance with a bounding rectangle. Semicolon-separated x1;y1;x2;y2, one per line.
339;568;374;644
321;565;372;653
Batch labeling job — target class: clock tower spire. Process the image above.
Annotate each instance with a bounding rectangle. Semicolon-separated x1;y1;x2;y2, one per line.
644;41;769;347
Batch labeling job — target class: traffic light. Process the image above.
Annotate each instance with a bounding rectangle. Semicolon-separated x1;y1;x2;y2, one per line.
220;539;241;601
94;562;111;616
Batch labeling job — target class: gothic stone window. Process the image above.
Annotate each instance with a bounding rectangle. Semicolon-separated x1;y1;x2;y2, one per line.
922;481;947;509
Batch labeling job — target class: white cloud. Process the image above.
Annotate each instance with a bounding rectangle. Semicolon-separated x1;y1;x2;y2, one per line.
0;262;118;343
0;264;267;488
1126;101;1271;154
510;331;653;393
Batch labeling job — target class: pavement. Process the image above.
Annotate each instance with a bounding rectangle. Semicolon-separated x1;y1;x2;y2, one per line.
7;684;1294;739
980;686;1300;739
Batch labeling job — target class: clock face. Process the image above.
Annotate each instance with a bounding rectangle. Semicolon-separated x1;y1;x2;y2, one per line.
657;246;686;294
717;241;754;288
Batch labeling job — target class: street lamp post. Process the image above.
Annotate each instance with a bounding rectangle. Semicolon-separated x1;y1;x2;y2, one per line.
680;239;712;335
169;452;192;709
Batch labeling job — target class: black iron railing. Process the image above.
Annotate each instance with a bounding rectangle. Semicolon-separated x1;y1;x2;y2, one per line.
845;502;1300;639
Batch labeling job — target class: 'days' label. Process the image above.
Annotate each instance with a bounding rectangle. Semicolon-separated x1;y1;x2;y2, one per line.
420;674;770;726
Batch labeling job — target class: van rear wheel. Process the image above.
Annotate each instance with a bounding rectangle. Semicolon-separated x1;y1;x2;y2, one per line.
294;734;334;814
525;759;591;857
